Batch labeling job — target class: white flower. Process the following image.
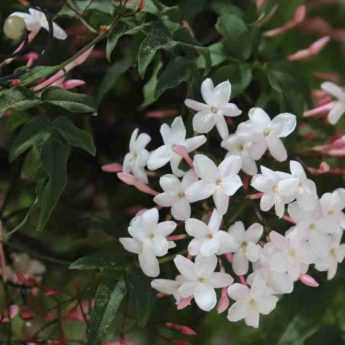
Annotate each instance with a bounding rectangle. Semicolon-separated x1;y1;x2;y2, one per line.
288;202;330;264
319;190;345;232
251;166;297;218
227;275;278;328
10;8;67;40
11;253;46;280
119;208;176;277
265;231;308;283
314;235;345;280
185;79;242;139
185;209;236;256
147;117;206;176
321;82;345;124
154;171;197;221
221;133;266;176
237;107;296;162
284;160;318;210
186;154;242;215
123;129;151;183
228;221;263;275
151;276;185;303
174;255;233;311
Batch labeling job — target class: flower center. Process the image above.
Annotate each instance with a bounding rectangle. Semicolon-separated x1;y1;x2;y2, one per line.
210;106;218;114
263;128;272;137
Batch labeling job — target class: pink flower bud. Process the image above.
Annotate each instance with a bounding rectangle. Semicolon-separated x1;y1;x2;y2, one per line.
299;274;319;287
288;36;330;61
117;172;158;196
165;322;197;336
173;145;194;170
167;234;187;241
264;5;306;37
217;287;230;314
177;297;192;310
146;109;177;119
304;102;334;117
62;79;86;90
102;163;123;173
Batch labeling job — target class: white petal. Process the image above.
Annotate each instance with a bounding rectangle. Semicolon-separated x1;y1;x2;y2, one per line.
245;223;263;243
241;157;258;176
185;218;209;238
211;272;233;288
246;243;260;262
321;81;345;100
215;115;229;139
245;309;260;328
185;135;207;152
170;116;187;142
174;255;196;279
290;160;306;179
278;177;299;198
200;238;220;256
179;281;196;298
194;283;217;311
201;78;215;105
328;101;345;125
274;199;285;218
227;301;248;322
188;239;202;256
216;231;237;253
139;244;160;277
208;209;222;233
222;175;242;196
267;136;288;162
171;198;191;221
195;255;218;276
193;154;219;182
154;192;176;207
152;236;169;256
192;111;216;134
233;253;249;275
260;194;275;212
213;80;231;107
257;296;278;315
185;99;208;112
213;189;229;215
228;221;245;243
147;145;171;170
221;103;242;117
157;221;177;236
271;113;296;138
219;155;242;176
248;107;271;131
119;238;141;254
151;279;180;295
141;208;159;229
159;174;181;192
227;283;250;300
185;181;215;202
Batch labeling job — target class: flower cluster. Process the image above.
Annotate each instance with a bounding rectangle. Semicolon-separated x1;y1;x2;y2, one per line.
118;79;345;328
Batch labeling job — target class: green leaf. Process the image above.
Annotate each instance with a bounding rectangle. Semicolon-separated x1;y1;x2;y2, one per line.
138;21;176;78
106;20;148;61
20;65;60;86
9;117;51;162
0;88;41;115
37;136;71;231
41;87;97;113
127;273;155;327
88;279;127;345
53;117;96;156
70;253;128;271
156;57;193;99
97;58;132;104
141;57;163;108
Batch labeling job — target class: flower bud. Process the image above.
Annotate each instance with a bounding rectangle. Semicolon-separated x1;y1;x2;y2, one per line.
3;16;26;41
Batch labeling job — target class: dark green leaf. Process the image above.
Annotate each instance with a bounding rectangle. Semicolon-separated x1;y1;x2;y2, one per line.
53;117;96;156
0;88;41;115
88;279;126;345
9;117;51;162
70;253;128;271
20;65;60;86
127;273;155;327
37;136;71;231
156;57;193;99
138;21;176;78
41;87;97;113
